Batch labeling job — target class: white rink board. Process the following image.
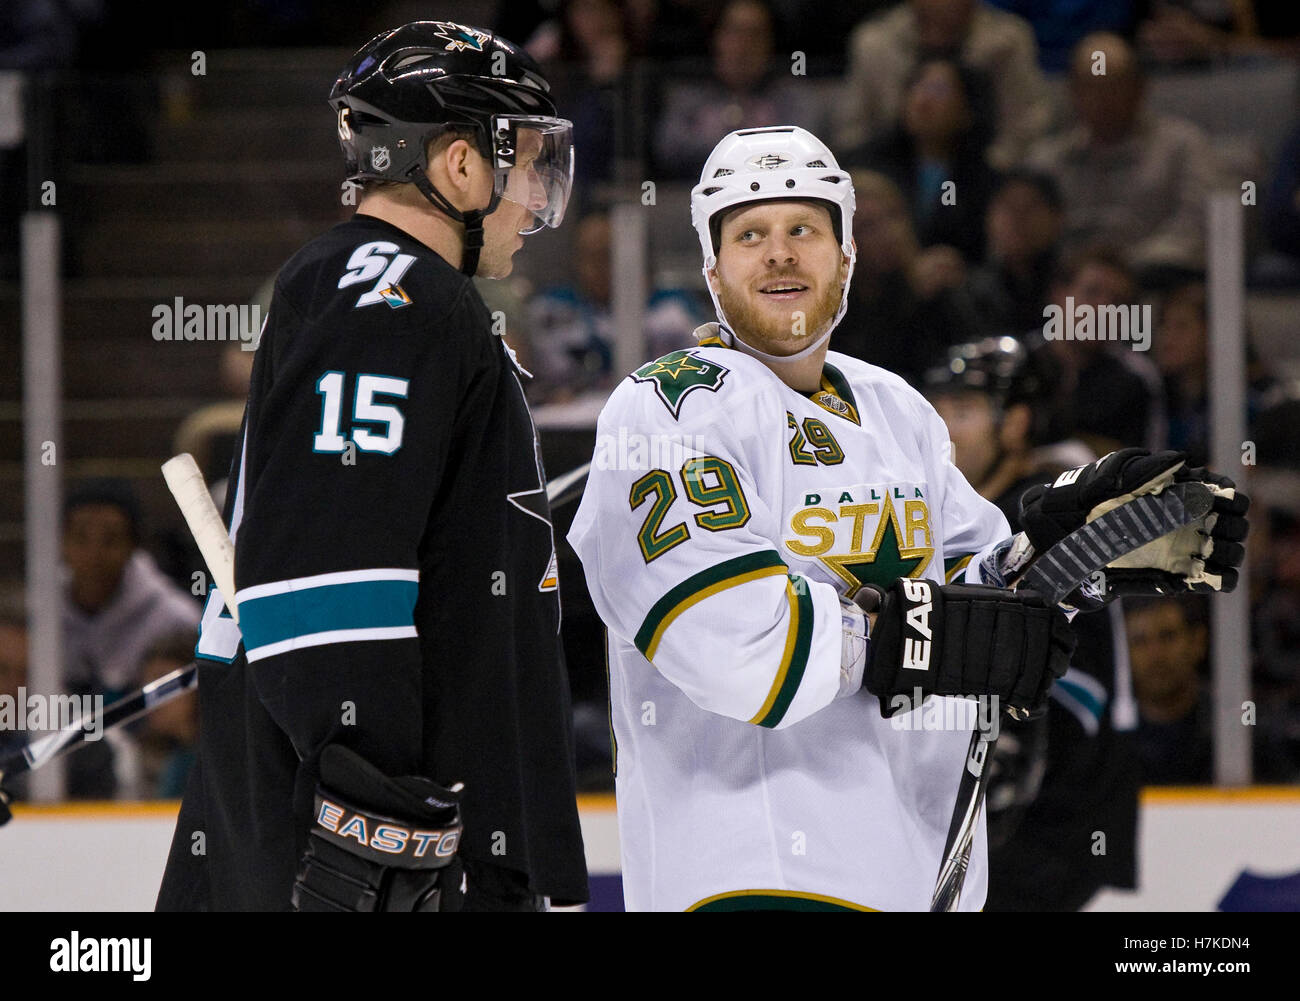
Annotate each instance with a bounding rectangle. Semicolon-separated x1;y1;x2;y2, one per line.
0;792;1295;911
0;798;622;912
1087;792;1300;911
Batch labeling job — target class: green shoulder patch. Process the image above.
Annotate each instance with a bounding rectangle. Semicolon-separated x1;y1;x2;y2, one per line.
632;350;729;419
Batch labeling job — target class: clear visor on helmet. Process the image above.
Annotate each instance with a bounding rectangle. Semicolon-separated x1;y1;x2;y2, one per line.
492;115;574;235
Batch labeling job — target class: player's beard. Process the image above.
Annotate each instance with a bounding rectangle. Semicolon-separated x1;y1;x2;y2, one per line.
716;269;844;355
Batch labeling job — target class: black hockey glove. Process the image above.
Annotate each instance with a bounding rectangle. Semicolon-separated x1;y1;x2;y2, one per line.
1019;449;1249;599
292;744;464;913
858;578;1074;720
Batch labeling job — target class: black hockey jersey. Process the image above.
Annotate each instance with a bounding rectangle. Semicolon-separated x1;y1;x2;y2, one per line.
984;469;1139;910
157;215;588;908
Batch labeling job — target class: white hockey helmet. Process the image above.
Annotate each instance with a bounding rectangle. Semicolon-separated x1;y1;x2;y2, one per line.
690;126;856;351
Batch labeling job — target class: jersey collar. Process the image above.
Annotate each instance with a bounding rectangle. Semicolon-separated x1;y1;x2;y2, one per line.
694;326;860;426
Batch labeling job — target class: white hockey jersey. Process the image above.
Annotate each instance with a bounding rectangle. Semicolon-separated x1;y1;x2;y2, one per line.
567;328;1012;911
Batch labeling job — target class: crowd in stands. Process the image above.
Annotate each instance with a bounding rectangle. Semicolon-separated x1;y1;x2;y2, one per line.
496;0;1300;789
2;0;1298;808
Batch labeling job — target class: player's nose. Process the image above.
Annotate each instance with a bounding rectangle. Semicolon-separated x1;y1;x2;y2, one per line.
524;168;547;212
765;237;796;265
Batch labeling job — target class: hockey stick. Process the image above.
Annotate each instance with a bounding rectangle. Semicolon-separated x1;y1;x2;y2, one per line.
0;666;198;787
0;456;594;815
547;460;591;511
161;454;239;625
928;481;1213;911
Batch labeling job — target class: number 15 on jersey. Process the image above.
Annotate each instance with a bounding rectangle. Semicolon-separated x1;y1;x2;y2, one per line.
314;371;409;455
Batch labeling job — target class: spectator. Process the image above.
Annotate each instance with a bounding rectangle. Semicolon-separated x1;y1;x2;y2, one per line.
652;0;827;178
133;633;200;799
838;0;1050;170
527;211;704;401
1124;596;1213;785
846;57;998;262
61;478;196;799
966;168;1065;334
1139;1;1300;63
62;479;200;701
1025;32;1219;278
543;0;642;184
1043;244;1167;455
1153;282;1275;467
831;169;984;385
1153;282;1210;464
985;0;1137;72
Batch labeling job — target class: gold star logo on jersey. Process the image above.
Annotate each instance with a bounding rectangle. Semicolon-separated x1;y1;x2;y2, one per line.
820;513;929;596
784;485;934;598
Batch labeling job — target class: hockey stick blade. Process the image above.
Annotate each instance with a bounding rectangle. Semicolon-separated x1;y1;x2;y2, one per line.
929;481;1214;911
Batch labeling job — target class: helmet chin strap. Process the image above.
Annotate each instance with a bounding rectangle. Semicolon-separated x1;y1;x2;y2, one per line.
715;319;836;363
409;170;500;277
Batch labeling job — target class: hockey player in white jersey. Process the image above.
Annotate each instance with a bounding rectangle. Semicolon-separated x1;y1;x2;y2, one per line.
567;126;1248;911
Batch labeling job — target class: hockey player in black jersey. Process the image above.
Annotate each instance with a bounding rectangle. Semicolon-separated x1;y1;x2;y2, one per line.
925;336;1139;909
156;21;588;911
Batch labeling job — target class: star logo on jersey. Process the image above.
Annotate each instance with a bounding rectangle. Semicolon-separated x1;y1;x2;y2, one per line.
784;484;934;598
820;512;928;596
506;372;559;596
748;153;789;170
507;477;558;591
632;350;729;420
433;22;489;52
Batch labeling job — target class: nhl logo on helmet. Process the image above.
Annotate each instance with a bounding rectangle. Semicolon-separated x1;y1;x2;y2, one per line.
370;146;391;172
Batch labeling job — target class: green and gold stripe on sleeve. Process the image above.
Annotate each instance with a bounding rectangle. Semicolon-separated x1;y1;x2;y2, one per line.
943;553;975;583
635;551;789;661
747;574;815;728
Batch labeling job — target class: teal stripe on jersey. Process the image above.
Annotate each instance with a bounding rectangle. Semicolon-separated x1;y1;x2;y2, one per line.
238;578;418;651
1053;675;1106;723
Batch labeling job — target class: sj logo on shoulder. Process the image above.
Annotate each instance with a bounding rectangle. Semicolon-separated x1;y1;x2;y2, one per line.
783;482;933;598
339;241;415;309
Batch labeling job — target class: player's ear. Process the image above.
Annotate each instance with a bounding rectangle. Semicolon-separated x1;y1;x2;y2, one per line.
706;266;720;295
432;138;475;197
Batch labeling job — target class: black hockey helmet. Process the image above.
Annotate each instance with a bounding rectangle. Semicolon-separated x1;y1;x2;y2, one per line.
329;21;574;275
924;335;1065;445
